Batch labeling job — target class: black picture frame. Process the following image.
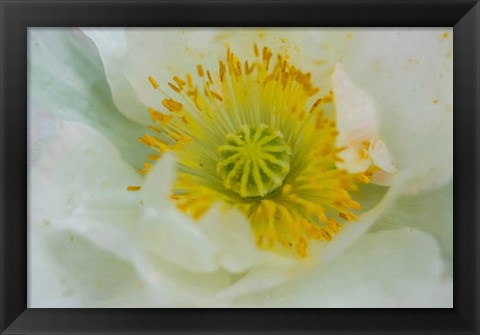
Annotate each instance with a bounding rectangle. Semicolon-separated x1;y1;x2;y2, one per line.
1;0;479;334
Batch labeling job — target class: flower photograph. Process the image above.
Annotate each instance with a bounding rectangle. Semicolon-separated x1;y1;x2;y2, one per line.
28;28;453;308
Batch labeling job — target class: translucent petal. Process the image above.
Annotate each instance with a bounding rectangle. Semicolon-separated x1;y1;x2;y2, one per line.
332;63;379;142
332;63;395;178
198;205;262;273
29;122;148;306
137;207;219;273
30;208;152;307
83;28;218;125
327;29;453;192
81;28;151;125
370;182;453;275
313;187;396;262
234;228;452;307
30;121;142;224
139;154;219;272
29;28;150;167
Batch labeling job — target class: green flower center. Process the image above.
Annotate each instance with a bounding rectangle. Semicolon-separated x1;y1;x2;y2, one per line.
217;124;291;198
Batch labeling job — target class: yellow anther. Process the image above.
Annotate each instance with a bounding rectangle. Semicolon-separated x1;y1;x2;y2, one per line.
357;173;370;184
207;70;213;84
148;76;159;89
168;82;181;93
297;237;308;258
127;186;141;191
149;107;173;125
211;91;223;102
219;61;226;82
309;98;323;113
327;219;341;233
339;212;357;221
173;76;186;89
196;64;204;77
186;74;193;88
162;98;183;113
148;126;162;133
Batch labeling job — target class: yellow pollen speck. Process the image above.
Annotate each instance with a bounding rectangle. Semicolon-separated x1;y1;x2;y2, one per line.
443;32;449;39
127;186;141;191
137;45;366;258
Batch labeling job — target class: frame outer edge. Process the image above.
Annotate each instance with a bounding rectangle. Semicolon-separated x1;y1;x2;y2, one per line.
454;1;480;333
0;0;479;334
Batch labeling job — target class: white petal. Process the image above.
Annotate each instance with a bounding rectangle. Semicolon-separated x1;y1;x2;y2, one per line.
197;205;303;276
141;152;176;210
53;208;143;262
329;29;453;192
40;204;229;307
198;205;261;273
314;185;399;263
138;154;218;273
370;181;453;275
29;29;150;167
214;28;310;63
369;136;396;173
43;229;148;307
369;137;397;186
29;29;103;123
332;63;396;179
29;121;294;305
30;121;142;225
29;122;150;306
137;253;232;307
81;28;152;125
83;28;218;124
332;63;379;142
235;228;452;307
31;211;151;307
29;227;81;307
369;169;395;186
215;267;291;304
137;207;218;273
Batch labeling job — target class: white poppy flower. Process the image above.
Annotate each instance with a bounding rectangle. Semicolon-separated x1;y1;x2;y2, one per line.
29;28;453;308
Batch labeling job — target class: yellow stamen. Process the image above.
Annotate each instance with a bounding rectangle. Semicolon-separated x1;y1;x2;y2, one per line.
137;45;367;258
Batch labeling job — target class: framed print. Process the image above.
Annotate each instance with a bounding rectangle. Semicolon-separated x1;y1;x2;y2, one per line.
1;0;479;334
